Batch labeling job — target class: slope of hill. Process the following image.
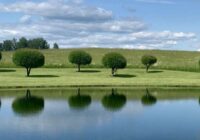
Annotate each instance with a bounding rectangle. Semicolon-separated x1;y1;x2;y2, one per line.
1;48;200;72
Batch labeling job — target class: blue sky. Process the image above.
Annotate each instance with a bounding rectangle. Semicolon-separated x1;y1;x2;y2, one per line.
0;0;199;51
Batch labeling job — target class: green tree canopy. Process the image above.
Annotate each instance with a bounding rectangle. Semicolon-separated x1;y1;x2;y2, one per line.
17;37;28;49
12;90;44;116
12;49;45;76
102;52;127;76
0;51;2;61
0;37;50;51
141;89;157;106
68;50;92;72
141;55;157;72
102;89;126;111
68;88;91;110
3;40;15;51
28;38;49;49
0;43;3;51
53;43;59;49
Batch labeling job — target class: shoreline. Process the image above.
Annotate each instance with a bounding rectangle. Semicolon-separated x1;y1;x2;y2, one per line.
1;84;200;90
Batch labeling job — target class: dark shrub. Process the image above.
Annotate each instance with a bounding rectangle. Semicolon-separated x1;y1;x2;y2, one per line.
12;90;44;116
53;43;59;49
102;89;126;111
102;52;127;76
13;49;45;76
141;89;157;106
68;88;91;110
68;95;91;110
141;55;157;72
68;50;92;72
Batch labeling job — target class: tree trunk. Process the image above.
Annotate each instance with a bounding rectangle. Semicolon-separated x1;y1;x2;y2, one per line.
146;65;150;73
26;89;31;98
26;67;31;77
146;88;150;96
111;88;115;95
111;68;115;76
77;88;80;96
78;64;80;72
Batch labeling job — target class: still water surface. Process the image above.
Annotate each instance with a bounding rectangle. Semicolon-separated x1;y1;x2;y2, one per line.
0;88;200;140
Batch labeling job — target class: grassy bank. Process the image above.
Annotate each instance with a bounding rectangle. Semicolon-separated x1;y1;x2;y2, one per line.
1;87;200;100
1;48;200;72
1;68;200;88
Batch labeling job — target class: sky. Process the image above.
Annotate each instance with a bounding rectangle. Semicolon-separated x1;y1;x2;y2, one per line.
0;0;199;51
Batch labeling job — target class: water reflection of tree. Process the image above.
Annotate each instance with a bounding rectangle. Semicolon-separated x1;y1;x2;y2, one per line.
141;89;157;106
102;89;126;111
68;88;92;110
12;89;44;116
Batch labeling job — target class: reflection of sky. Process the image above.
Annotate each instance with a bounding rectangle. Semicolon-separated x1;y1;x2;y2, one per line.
0;98;143;140
1;98;200;140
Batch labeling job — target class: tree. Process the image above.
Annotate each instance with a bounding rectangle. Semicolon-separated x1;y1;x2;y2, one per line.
3;40;14;51
68;50;92;72
141;55;157;72
102;89;126;111
12;49;45;77
68;88;91;110
53;43;59;49
12;38;17;50
17;37;28;49
12;90;44;116
1;38;50;51
102;52;127;76
0;51;2;61
0;43;3;51
28;38;49;49
141;89;157;106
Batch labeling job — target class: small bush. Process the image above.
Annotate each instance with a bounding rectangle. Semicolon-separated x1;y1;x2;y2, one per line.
13;49;45;76
12;90;44;116
141;89;157;106
68;50;92;72
102;89;126;111
102;52;127;76
141;55;157;72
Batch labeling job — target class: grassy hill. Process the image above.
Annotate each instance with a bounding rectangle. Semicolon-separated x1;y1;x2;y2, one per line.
1;48;200;72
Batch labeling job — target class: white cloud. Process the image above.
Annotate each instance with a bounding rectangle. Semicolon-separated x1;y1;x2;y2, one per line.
0;0;196;50
20;15;32;23
0;1;113;22
34;30;194;49
0;20;195;49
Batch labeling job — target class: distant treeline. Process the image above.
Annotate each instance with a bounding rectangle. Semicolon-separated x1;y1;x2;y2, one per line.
0;37;59;51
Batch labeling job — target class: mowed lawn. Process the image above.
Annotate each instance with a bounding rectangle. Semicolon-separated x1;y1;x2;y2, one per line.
1;68;200;88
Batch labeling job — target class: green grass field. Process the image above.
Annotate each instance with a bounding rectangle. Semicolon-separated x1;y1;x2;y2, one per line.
1;68;200;88
1;48;200;72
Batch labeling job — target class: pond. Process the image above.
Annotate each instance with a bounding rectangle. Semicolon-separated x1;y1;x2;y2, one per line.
0;88;200;140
